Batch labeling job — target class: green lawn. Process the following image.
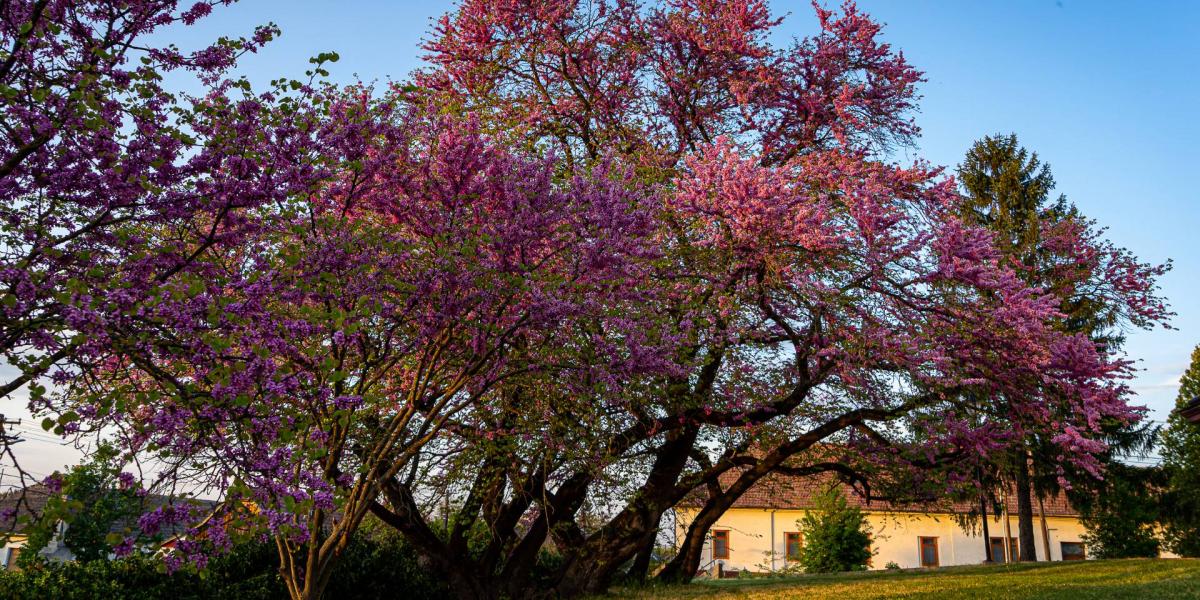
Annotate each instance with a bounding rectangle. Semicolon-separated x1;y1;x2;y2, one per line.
599;559;1200;599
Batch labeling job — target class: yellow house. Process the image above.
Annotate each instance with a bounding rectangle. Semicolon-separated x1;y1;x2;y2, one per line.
674;473;1091;574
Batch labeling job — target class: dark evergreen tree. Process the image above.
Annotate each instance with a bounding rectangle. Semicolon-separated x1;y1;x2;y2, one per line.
956;133;1165;561
958;134;1068;561
1076;463;1164;558
1161;345;1200;556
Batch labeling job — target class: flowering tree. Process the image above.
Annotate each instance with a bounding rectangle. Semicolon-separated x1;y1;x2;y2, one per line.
0;0;284;475
351;1;1171;597
38;88;660;600
956;133;1172;561
4;2;1171;600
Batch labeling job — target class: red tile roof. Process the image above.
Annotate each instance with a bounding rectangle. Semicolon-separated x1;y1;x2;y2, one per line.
681;469;1079;517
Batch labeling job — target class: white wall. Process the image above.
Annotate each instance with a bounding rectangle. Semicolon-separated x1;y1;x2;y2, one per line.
676;508;1093;573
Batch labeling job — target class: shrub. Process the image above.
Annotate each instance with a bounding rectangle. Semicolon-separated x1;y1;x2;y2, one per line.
0;522;446;600
796;486;873;573
0;555;202;600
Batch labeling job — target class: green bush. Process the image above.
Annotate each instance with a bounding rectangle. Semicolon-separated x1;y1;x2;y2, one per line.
0;522;447;600
796;486;873;573
0;555;202;600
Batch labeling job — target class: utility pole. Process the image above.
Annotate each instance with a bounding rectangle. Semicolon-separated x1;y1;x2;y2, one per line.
1038;494;1052;561
0;415;21;496
0;414;22;447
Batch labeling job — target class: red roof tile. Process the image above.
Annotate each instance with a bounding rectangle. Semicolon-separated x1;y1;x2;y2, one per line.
682;470;1079;517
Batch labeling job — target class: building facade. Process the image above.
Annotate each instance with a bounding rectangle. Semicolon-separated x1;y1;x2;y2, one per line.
675;474;1091;574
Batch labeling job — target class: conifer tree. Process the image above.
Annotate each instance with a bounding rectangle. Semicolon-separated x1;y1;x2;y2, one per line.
956;134;1164;561
1161;345;1200;556
958;134;1067;561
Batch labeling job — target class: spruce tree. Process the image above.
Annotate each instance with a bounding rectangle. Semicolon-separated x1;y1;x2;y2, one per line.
1161;345;1200;556
958;134;1066;561
956;134;1148;561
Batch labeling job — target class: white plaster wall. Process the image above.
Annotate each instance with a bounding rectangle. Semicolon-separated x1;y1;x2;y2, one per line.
676;508;1096;573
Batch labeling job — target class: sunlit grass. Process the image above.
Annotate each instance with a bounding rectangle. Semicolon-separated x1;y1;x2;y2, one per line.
599;559;1200;599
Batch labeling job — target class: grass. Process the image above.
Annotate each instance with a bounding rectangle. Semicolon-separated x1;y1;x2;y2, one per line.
598;559;1200;599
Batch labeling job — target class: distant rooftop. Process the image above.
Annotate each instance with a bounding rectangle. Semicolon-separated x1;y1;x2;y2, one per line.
0;483;218;540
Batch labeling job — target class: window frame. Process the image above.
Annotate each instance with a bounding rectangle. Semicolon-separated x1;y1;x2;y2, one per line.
1060;541;1086;561
988;537;1006;562
712;529;731;560
785;531;803;562
988;536;1019;562
918;536;940;567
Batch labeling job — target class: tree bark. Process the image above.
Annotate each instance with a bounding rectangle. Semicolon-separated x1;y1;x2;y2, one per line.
628;527;658;581
657;510;710;583
1014;460;1038;561
550;430;700;597
370;482;497;600
981;493;993;563
1037;493;1052;561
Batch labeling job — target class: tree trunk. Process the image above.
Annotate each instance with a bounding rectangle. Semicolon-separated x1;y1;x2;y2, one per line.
551;431;701;597
446;570;497;600
1014;461;1038;561
554;535;649;598
370;484;498;600
981;494;993;563
657;515;709;583
628;527;658;581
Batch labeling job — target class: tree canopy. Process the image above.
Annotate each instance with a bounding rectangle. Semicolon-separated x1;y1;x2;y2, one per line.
0;2;1173;599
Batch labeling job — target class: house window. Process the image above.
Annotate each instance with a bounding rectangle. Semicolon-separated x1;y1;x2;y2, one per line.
5;547;20;571
1061;541;1086;561
712;529;730;560
919;537;939;567
989;537;1019;562
785;532;803;561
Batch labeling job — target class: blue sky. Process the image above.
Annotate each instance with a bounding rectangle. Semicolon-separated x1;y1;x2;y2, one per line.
13;0;1196;478
155;0;1200;423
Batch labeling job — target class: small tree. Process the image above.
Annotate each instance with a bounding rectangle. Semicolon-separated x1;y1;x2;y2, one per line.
18;444;140;566
1161;345;1200;556
797;486;872;573
1077;462;1163;559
